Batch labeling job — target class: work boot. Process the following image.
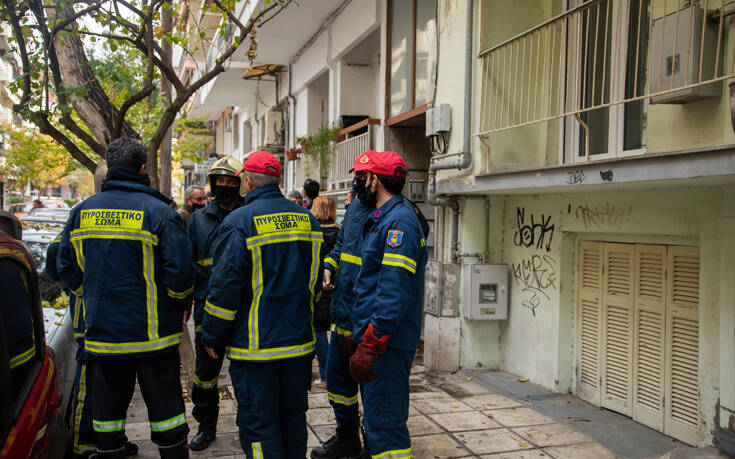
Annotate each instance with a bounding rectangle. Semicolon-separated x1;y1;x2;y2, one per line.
89;446;126;459
125;441;138;456
188;429;216;451
159;440;189;459
310;419;363;458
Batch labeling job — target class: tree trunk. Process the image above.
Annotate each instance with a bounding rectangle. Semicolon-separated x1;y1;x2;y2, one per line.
159;5;173;197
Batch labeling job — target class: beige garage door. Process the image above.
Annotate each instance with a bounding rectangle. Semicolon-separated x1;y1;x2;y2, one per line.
577;241;700;446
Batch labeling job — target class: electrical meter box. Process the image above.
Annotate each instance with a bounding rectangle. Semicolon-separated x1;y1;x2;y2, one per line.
462;264;508;320
425;104;451;136
649;3;720;104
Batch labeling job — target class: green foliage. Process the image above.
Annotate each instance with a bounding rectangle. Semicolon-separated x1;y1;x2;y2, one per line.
296;124;341;182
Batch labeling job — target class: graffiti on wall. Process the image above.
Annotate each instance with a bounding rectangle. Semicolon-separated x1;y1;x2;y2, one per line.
566;169;586;185
575;202;632;229
512;207;555;252
511;254;557;317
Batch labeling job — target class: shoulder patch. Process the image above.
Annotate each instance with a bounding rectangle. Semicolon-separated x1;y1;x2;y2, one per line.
386;230;404;248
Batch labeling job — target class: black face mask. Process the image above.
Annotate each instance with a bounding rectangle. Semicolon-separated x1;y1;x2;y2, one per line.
362;176;378;209
191;202;205;211
214;185;239;205
353;177;368;202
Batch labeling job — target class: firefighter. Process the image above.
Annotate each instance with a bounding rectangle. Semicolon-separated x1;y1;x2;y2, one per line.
349;150;427;459
187;156;244;451
201;151;323;458
57;137;194;459
311;151;377;459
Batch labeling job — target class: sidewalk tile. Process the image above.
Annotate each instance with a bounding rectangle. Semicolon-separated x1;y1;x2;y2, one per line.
455;428;531;455
308;392;331;408
407;415;444;436
484;407;555;427
514;423;591;447
191;433;246;457
307;426;321;448
409;389;451;400
410;433;471;458
411;398;474;415
310;424;336;443
217;414;239;433
543;442;619;458
125;421;151;442
306;407;337;426
460;394;522;410
429;411;501;431
481;450;552;458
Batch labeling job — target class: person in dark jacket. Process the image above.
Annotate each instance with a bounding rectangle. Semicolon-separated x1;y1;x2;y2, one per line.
57;137;194;459
310;195;340;387
186;156;244;451
179;185;206;229
302;179;320;210
201;151;323;458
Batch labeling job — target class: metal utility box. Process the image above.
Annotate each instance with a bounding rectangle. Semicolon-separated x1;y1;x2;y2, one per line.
423;261;461;317
649;3;721;104
462;264;508;320
425;103;451;136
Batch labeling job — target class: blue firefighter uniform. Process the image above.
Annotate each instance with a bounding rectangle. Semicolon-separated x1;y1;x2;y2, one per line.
322;197;371;420
56;169;194;454
353;195;427;459
46;232;96;457
202;183;323;459
187;200;240;436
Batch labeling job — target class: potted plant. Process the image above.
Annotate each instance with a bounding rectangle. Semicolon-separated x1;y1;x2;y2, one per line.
296;123;341;184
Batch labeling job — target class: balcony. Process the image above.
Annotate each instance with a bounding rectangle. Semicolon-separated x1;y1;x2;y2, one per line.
327;119;379;191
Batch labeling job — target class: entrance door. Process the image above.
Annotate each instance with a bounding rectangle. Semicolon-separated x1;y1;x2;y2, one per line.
576;242;701;445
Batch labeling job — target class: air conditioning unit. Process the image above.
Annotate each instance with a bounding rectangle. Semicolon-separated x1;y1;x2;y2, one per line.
224;113;233;132
264;110;284;146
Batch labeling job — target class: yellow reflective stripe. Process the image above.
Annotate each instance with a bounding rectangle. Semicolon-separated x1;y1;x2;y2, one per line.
70;227;158;245
197;258;213;266
73;444;96;455
249;247;263;349
74;332;85;339
142;242;158;340
383;253;416;268
327;391;358;406
382;259;416;274
372;448;412;459
73;363;88;451
205;301;237;321
308;240;321;315
226;340;315;361
93;419;125;432
72;239;85;272
52;234;62;243
195;324;203;333
325;257;338;269
340;253;362;266
245;230;323;249
10;345;35;368
85;333;182;355
72;284;83;296
420;238;426;247
166;285;194;299
194;374;218;389
34;424;47;442
150;412;186;432
73;297;81;329
382;254;417;274
252;442;264;459
330;324;353;337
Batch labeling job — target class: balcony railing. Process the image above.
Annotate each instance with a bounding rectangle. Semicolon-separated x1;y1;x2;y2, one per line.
477;0;735;138
328;124;376;191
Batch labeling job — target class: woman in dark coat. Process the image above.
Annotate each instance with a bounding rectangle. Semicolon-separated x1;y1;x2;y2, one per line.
310;195;340;387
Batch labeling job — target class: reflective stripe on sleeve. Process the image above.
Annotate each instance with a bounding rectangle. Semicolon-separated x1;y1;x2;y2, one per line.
226;340;315;362
382;253;417;274
324;256;338;269
166;285;194;299
85;333;182;355
196;258;213;266
372;448;412;459
150;413;186;432
93;419;126;432
327;391;358;406
339;253;362;266
205;301;237;321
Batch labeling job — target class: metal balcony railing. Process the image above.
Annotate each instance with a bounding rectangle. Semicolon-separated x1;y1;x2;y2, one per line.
477;0;735;139
328;125;375;191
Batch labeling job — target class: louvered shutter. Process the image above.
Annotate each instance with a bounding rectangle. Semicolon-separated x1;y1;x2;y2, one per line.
632;244;667;431
577;241;603;405
664;246;701;446
601;243;635;416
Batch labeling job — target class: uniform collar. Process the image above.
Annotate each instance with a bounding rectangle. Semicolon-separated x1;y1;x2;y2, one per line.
370;195;403;222
244;184;282;205
102;179;172;205
203;200;240;220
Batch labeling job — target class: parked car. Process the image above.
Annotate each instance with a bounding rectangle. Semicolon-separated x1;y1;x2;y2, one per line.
0;212;76;459
8;203;33;219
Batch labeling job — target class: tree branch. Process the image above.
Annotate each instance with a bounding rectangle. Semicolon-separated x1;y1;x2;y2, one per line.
60;114;106;158
50;0;105;37
36;114;98;172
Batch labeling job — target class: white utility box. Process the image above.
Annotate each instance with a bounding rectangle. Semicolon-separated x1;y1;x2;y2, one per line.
649;3;720;104
462;264;508;320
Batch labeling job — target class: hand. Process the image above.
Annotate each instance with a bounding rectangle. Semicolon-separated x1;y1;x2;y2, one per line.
322;269;335;291
205;347;219;359
183;303;192;323
348;323;391;382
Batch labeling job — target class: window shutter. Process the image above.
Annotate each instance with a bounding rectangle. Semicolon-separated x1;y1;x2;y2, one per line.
664;245;700;446
601;243;635;416
632;244;667;431
577;241;603;405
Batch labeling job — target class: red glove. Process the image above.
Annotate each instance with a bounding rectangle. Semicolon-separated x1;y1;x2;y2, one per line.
348;323;391;382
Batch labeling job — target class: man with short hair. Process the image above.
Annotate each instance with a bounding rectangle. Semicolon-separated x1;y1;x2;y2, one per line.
202;151;323;458
302;178;320;210
349;151;427;459
179;185;206;228
57;137;194;459
287;189;304;207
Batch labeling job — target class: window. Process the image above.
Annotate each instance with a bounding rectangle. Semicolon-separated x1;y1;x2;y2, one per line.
387;0;437;119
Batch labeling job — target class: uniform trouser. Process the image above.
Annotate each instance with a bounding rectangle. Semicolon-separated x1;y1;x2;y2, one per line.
229;355;312;459
325;333;359;421
192;330;225;432
72;343;96;458
90;351;189;451
360;348;415;459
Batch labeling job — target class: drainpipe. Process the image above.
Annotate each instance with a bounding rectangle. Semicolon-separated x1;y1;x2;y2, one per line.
427;0;474;263
287;63;297;190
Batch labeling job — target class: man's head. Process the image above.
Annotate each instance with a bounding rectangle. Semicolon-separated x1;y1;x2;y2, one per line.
344;189;356;208
106;137;147;174
184;185;207;211
240;151;282;194
287;190;303;206
351;150;407;208
302;179;320;201
207;156;244;207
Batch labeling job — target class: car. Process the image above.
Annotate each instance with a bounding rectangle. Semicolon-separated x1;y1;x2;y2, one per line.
28;208;70;220
8;203;33;219
0;212;76;459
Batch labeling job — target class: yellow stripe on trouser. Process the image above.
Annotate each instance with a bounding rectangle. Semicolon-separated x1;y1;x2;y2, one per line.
194;374;218;389
10;345;35;368
73;363;89;453
373;448;412;459
327;391;358;406
166;285;194;299
252;442;264;459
